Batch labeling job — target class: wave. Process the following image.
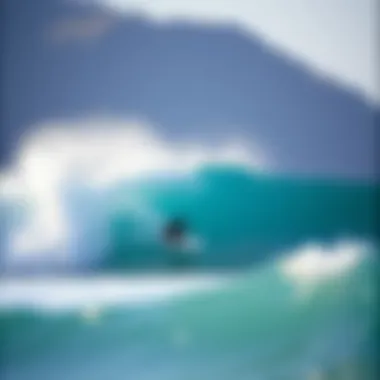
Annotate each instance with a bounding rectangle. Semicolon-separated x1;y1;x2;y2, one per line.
0;119;268;272
0;120;377;273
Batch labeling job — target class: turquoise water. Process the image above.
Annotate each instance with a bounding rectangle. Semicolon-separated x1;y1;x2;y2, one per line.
1;251;378;379
0;167;378;379
103;167;377;271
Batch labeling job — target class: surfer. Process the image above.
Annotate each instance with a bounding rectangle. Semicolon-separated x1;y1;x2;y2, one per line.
163;217;188;247
163;217;201;270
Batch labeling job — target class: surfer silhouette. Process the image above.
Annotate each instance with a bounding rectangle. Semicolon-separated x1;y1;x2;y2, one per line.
163;217;187;247
163;218;201;270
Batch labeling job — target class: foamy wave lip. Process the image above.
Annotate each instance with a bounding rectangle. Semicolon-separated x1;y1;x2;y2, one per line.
0;275;230;313
280;240;370;286
0;117;270;269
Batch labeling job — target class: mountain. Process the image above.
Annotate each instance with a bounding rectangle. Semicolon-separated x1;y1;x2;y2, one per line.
1;0;378;179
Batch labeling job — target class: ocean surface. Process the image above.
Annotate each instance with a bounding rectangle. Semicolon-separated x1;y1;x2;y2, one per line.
0;165;378;379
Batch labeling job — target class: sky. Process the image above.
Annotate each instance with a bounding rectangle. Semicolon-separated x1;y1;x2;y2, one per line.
97;0;379;104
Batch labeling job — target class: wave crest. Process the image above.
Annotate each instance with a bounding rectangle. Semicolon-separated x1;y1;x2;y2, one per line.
0;118;268;270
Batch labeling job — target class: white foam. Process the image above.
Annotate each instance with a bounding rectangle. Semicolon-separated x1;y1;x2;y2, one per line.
280;240;368;287
0;274;230;312
0;117;269;269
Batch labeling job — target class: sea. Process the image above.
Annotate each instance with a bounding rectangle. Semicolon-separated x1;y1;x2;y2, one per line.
0;128;378;380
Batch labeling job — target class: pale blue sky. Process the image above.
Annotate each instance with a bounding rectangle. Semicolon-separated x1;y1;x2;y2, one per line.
98;0;379;103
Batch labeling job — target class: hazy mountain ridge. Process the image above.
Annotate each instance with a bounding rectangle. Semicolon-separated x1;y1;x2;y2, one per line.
2;0;378;179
